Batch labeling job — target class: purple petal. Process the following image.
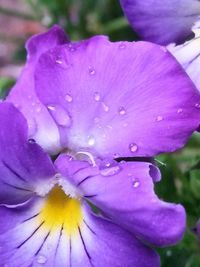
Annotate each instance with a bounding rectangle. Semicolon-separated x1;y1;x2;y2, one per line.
0;199;159;267
55;154;186;247
6;25;69;154
120;0;200;45
0;103;56;205
35;36;200;158
168;28;200;92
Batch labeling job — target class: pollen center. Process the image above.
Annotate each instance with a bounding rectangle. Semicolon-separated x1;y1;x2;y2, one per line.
39;186;83;235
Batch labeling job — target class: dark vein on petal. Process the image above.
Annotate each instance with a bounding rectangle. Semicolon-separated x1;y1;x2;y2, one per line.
84;194;97;199
2;159;27;182
17;221;44;249
53;224;63;267
35;231;51;255
69;236;72;267
77;176;93;187
83;219;96;235
78;226;94;267
22;213;40;223
72;167;88;176
2;181;32;192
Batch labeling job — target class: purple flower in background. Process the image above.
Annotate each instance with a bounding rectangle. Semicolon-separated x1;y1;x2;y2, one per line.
7;27;200;159
168;28;200;92
0;102;187;266
120;0;200;45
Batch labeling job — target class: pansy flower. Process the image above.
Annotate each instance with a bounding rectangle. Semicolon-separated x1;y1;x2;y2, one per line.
0;102;186;266
120;0;200;45
7;26;200;159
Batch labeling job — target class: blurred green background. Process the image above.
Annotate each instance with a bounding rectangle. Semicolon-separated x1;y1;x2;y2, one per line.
0;0;199;266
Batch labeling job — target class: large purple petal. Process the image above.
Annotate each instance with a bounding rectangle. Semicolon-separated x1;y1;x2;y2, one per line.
35;36;200;158
0;102;56;205
120;0;200;45
56;154;186;247
0;199;160;267
6;25;69;154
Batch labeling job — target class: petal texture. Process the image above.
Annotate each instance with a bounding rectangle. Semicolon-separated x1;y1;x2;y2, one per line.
6;25;69;154
35;36;200;158
120;0;200;45
0;199;160;267
0;103;56;205
56;154;186;247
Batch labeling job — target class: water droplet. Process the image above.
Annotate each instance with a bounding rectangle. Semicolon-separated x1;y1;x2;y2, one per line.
65;94;73;103
132;179;140;188
100;166;120;176
129;143;138;153
102;102;109;112
55;56;63;65
28;138;36;143
47;105;71;127
177;108;183;114
119;43;126;49
156;116;163;122
118;106;126;115
66;43;76;52
195;103;200;108
114;153;120;158
88;66;96;75
37;255;47;264
47;105;55;111
94;92;101;101
88;136;95;146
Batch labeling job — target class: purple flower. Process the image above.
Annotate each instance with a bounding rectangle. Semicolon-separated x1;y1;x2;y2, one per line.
0;102;187;266
7;27;200;159
120;0;200;45
168;28;200;92
7;25;69;155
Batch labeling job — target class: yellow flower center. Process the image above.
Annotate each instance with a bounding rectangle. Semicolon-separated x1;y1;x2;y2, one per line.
39;186;83;235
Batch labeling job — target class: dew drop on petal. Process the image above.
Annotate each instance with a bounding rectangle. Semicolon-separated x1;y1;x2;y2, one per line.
88;135;95;146
65;94;73;103
100;166;120;176
94;92;101;101
195;103;200;108
129;143;138;153
88;66;96;75
102;102;109;112
156;116;163;122
177;108;183;114
37;255;47;264
28;138;36;143
47;105;71;127
55;56;63;65
118;106;126;115
66;43;76;52
119;42;126;49
132;179;140;188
